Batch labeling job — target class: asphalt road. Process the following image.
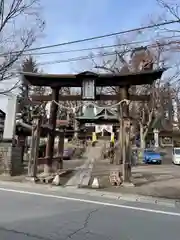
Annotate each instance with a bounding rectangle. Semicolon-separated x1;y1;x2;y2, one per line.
0;184;180;240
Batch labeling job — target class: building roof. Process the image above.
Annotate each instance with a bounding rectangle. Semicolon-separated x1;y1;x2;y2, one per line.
76;105;118;123
22;69;165;87
77;105;96;120
96;108;117;116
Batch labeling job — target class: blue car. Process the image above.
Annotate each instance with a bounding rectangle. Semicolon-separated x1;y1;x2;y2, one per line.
143;149;162;164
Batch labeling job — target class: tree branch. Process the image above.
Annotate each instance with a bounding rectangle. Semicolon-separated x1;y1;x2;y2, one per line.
0;0;45;94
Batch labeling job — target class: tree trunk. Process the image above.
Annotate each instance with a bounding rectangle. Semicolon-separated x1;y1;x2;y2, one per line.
140;123;145;149
73;118;78;139
28;126;35;176
118;119;123;164
122;119;132;183
33;117;41;178
139;122;145;163
58;131;64;170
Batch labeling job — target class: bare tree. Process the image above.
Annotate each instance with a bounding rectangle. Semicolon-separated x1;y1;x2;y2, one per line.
0;0;45;94
91;36;170;153
154;1;180;57
130;47;155;148
157;0;180;23
155;0;180;129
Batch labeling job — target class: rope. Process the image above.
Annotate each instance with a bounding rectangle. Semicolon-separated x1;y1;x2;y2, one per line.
51;99;130;112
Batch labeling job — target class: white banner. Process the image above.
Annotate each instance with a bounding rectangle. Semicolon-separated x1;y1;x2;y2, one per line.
95;125;103;133
95;125;112;133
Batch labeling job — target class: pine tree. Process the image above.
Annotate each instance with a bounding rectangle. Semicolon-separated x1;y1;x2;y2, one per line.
20;56;38;94
18;56;40;123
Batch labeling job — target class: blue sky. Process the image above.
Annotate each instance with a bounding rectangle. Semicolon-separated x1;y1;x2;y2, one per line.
0;0;174;112
37;0;163;74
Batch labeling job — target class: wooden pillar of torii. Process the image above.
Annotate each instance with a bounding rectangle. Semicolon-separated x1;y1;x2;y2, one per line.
44;88;59;174
119;86;131;183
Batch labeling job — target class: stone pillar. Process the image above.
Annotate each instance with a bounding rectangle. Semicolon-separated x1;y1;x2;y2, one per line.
44;88;59;174
3;95;17;140
153;129;159;148
0;95;23;176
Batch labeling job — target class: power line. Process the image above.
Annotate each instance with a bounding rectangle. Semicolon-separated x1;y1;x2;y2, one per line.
3;19;179;55
38;52;114;66
37;41;180;66
19;35;180;57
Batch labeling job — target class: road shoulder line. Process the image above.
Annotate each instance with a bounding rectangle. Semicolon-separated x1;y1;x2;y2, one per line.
0;180;179;208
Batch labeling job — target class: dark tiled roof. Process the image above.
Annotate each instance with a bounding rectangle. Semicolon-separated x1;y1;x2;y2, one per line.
0;109;5;118
76;106;118;121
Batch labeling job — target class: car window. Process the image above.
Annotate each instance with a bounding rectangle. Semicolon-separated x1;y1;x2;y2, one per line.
145;150;155;153
174;149;180;155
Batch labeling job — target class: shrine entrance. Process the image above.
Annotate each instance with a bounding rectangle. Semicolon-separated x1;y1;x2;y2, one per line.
95;125;112;137
76;103;118;141
23;69;164;183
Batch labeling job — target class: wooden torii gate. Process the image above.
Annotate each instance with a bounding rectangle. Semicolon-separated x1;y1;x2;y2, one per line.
22;69;164;182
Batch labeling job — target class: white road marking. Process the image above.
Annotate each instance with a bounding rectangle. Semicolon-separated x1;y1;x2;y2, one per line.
0;187;179;217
